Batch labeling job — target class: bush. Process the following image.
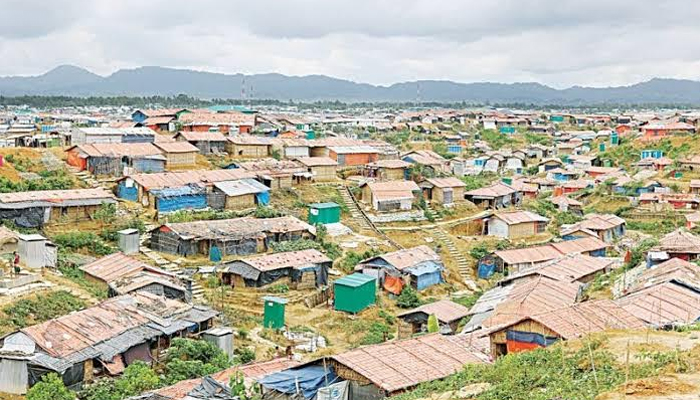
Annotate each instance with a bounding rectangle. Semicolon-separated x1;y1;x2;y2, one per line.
427;314;439;333
254;205;284;218
52;232;114;256
3;291;85;329
360;322;394;345
396;286;421;309
469;243;490;260
163;338;233;384
269;284;289;293
28;373;75;400
80;361;160;400
234;346;256;364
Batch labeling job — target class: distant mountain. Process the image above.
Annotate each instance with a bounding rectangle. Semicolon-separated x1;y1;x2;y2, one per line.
1;65;700;104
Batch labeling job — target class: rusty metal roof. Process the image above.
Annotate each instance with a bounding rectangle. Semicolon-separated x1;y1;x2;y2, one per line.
482;277;581;329
492;210;549;225
617;281;700;326
175;131;227;142
465;182;516;198
294;157;338;167
153;141;200;154
501;254;614;284
654;229;700;254
233;249;330;272
364;245;440;271
331;334;489;393
0;188;115;204
124;169;256;190
70;143;164;158
80;252;173;284
397;300;469;323
492;300;645;339
160;216;313;241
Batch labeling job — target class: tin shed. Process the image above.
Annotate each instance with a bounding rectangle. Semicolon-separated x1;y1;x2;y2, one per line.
118;228;140;255
308;202;341;225
334;273;376;313
263;296;288;329
201;327;234;359
17;234;54;269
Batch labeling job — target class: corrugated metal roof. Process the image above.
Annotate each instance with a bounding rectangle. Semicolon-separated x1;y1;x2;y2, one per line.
334;273;375;288
160;216;313;241
294;157;338;167
228;249;330;273
0;188;115;205
617;281;700;326
465;182;516;198
492;210;549;225
363;245;440;271
398;300;469;323
331;334;489;393
213;179;270;197
124;169;256;190
154;141;200;153
80;252;172;284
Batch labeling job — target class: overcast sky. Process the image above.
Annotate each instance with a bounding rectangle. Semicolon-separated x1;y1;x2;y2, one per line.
2;0;700;88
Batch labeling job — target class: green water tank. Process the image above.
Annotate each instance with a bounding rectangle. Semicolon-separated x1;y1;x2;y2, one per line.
501;177;513;185
308;202;341;225
599;143;606;152
263;296;288;329
334;273;376;314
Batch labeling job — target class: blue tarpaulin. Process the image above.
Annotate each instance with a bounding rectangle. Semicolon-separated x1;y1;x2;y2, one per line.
506;330;559;347
256;191;270;205
259;366;337;399
407;262;444;290
210;245;222;262
117;183;138;202
152;185;208;212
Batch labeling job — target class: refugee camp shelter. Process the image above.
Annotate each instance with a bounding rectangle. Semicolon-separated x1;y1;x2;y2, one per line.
308;202;341;225
327;334;490;397
328;145;380;166
356;245;444;293
648;229;700;264
66;143;166;176
174;131;227;154
487;211;549;239
263;296;288;330
0;292;217;395
294;157;338;182
487;300;644;357
617;258;700;326
0;188;116;228
465;182;522;209
211;179;270;210
564;213;626;243
419;177;466;206
80;252;187;300
364;159;411;181
225;136;273;158
397;300;470;334
149;216;314;257
153;141;200;168
220;249;330;289
70;126;156;145
359;180;420;212
499;253;615;286
258;364;337;400
334;273;376;313
463;276;581;333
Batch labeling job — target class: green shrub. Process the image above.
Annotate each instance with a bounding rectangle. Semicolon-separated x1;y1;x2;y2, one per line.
2;291;85;329
28;373;75;400
396;286;421;309
360;322;394;345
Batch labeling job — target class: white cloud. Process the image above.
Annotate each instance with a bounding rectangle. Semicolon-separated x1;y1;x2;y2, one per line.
1;0;700;88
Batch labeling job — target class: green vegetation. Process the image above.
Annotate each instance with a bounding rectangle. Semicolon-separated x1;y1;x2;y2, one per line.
27;373;76;400
254;205;285;218
2;291;85;330
524;132;552;146
336;249;381;273
0;173;73;192
626;219;681;235
162;338;233;384
461;173;498;191
479;129;516;150
165;208;250;223
52;231;114;256
394;339;686;400
80;362;160;400
427;314;439;333
625;237;659;269
360;321;394;345
397;286;421;309
57;255;109;299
